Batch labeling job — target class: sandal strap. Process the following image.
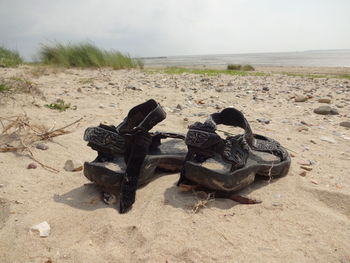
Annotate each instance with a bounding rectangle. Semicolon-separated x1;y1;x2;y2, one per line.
185;107;253;164
84;126;126;155
119;130;152;213
117;99;166;135
118;99;167;213
251;135;289;161
84;126;184;156
206;107;254;146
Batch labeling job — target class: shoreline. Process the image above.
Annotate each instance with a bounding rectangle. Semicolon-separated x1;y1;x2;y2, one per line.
144;64;350;75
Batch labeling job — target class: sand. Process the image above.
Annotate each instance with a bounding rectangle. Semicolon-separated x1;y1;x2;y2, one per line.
0;65;349;263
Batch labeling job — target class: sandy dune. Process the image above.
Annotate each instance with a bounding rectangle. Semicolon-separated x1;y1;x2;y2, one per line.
0;66;349;263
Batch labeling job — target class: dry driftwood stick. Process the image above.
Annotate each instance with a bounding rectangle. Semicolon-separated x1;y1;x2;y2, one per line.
0;115;83;173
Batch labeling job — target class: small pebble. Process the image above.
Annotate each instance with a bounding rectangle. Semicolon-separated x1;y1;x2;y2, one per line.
176;104;183;110
299;171;307;177
35;143;48;150
30;221;50;237
310;179;318;185
300;166;313;171
27;163;37;169
314;106;339;115
339;121;350;128
297;126;309;132
320;136;336;144
256;118;270;124
294;95;308;102
64;160;83;172
318;98;331;104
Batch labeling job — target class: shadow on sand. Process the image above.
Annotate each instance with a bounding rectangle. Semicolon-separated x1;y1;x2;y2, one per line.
53;183;109;211
163;176;279;211
54;173;282;212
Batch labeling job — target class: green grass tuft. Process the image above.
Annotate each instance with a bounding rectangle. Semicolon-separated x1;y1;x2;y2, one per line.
44;99;76;112
241;64;255;71
227;64;242;70
0;77;42;95
39;43;143;69
0;47;23;67
227;64;255;71
0;82;12;93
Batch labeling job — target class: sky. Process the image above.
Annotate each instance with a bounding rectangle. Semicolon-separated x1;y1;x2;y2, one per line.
0;0;349;60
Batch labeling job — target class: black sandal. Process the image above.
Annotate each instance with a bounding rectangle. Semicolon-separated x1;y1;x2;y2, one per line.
83;99;186;213
177;107;291;192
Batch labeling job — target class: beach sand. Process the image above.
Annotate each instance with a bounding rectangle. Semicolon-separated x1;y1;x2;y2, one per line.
0;65;349;263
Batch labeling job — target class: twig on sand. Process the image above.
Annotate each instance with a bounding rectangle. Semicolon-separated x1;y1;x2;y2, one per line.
0;114;83;172
20;137;59;173
179;183;261;207
191;190;215;213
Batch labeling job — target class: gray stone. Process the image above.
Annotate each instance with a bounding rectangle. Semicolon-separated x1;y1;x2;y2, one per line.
193;112;206;117
320;136;336;144
256;118;270;124
126;85;142;91
262;87;269;91
294;95;308;102
176;104;183;110
35;143;48;150
64;160;83;172
318;98;331;104
314;106;339;115
27;163;37;169
340;121;350;128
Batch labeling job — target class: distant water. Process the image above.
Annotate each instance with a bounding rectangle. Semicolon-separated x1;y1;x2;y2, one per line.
141;50;350;68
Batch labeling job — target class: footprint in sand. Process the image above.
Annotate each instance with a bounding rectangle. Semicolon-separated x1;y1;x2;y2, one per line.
307;188;350;217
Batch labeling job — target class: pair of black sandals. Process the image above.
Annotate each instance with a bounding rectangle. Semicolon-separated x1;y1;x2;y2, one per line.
83;99;291;213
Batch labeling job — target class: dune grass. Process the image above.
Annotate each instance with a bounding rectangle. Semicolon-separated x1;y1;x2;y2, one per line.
227;64;241;70
227;64;255;71
0;47;23;67
39;43;143;69
241;64;255;71
0;77;42;96
0;82;11;93
282;72;350;80
44;99;76;112
148;67;266;76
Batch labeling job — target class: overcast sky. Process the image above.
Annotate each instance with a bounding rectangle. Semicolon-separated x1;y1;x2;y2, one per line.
1;0;349;59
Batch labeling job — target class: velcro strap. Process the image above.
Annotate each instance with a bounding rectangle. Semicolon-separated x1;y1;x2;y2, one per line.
83;126;126;154
206;107;254;146
119;131;152;213
251;135;288;161
185;129;221;149
223;135;249;169
117;99;166;134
